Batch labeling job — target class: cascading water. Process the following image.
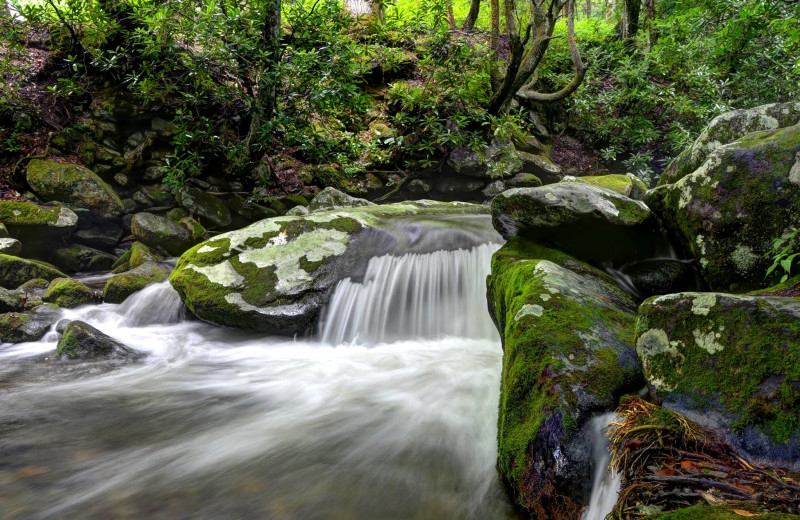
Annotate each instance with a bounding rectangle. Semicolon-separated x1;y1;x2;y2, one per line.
582;413;622;520
0;215;517;520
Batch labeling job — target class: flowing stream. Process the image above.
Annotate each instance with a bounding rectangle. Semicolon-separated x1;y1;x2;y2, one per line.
0;217;519;520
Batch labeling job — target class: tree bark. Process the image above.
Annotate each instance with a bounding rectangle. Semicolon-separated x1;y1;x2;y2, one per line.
446;0;456;29
462;0;480;30
645;0;657;48
622;0;641;40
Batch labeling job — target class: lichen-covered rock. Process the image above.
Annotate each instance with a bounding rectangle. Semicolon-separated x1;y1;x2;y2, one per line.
26;159;125;218
0;287;25;312
307;187;375;213
648;124;800;292
487;237;642;516
170;201;487;334
661;102;800;186
563;174;648;200
56;320;142;360
103;262;167;304
0;308;58;343
636;292;800;465
53;245;117;273
43;278;95;308
176;187;231;228
285;205;309;216
0;254;67;289
131;212;194;256
0;201;78;256
0;237;22;256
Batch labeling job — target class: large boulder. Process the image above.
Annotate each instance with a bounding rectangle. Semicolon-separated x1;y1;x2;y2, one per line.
635;292;800;465
176;187;231;229
103;262;167;304
0;254;67;289
0;201;78;256
170;201;488;335
562;174;648;200
130;212;194;256
646;124;800;292
661;102;800;186
56;320;142;360
43;278;95;308
487;237;642;516
491;183;655;264
26;159;125;218
307;187;375;213
53;244;117;272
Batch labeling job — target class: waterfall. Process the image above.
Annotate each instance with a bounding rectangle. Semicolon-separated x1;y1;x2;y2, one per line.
116;281;190;326
320;242;501;345
583;413;622;520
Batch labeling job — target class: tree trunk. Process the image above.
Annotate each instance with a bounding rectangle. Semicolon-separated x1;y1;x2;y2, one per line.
585;0;591;18
645;0;657;48
462;0;480;30
622;0;641;40
446;0;456;29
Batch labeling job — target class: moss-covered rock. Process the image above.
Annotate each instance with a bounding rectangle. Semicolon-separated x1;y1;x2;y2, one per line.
53;245;117;273
103;263;167;304
170;200;488;334
130;212;194;256
225;194;276;223
128;241;161;269
176;186;231;229
636;292;800;465
649;124;800;292
487;237;642;516
0;308;58;343
517;151;563;184
307;187;375;213
563;173;648;200
0;201;78;256
0;237;22;256
18;278;49;290
661;102;800;186
0;222;7;238
56;320;142;360
140;185;175;207
42;278;95;308
26;158;125;218
0;254;67;289
0;287;25;312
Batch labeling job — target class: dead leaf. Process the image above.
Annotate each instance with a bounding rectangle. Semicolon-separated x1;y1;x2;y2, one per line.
732;510;759;517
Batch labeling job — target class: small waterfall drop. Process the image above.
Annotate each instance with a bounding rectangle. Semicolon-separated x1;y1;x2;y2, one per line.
320;242;500;345
583;413;622;520
116;281;190;326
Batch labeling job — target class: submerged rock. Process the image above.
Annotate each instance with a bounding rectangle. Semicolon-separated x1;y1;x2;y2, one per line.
26;158;125;218
0;254;67;289
43;278;95;308
647;123;800;292
486;237;642;516
170;200;488;335
307;187;375;212
661;102;800;186
636;292;800;465
56;320;142;360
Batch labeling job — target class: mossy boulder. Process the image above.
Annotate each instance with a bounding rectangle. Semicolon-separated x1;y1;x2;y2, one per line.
661;102;800;186
0;201;78;256
0;254;67;289
307;187;375;213
0;307;59;343
517;151;563;184
103;263;167;304
130;212;194;256
56;320;142;360
647;124;800;292
72;221;123;250
0;287;25;312
176;187;231;229
491;183;655;265
563;174;648;200
42;278;95;308
225;194;276;223
0;237;22;256
26;158;125;218
170;200;488;334
487;237;642;516
636;292;800;465
128;241;161;269
53;245;117;273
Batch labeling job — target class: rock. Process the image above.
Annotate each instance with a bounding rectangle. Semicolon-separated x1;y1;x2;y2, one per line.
56;320;142;360
446;147;486;177
491;183;654;264
141;185;175;207
307;187;375;213
176;187;231;229
151;117;177;137
0;255;67;289
169;201;488;334
661;102;800;186
487;238;642;516
507;172;542;188
0;238;22;256
512;134;543;154
26;159;125;218
53;245;117;273
42;278;95;308
527;112;549;139
103;263;167;304
178;217;206;242
0;307;59;343
407;178;432;195
0;287;25;312
0;201;78;256
132;190;154;208
18;278;49;290
369;121;395;139
285;205;309;216
0;223;7;238
433;176;487;196
226;194;276;222
130;212;194;256
648;124;800;292
143;166;165;182
562;174;648;200
482;180;507;198
72;222;124;250
623;259;699;297
517;151;562;184
636;292;800;465
166;208;189;222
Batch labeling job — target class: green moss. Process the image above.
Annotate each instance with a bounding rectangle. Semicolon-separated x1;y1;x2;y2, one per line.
103;265;165;303
578;174;633;195
647;504;800;520
0;201;59;226
43;278;94;308
56;328;82;358
0;254;68;289
0;313;32;342
129;242;160;269
111;250;131;273
18;278;49;290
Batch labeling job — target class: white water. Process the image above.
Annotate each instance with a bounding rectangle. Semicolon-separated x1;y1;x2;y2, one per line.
0;224;515;519
582;413;622;520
